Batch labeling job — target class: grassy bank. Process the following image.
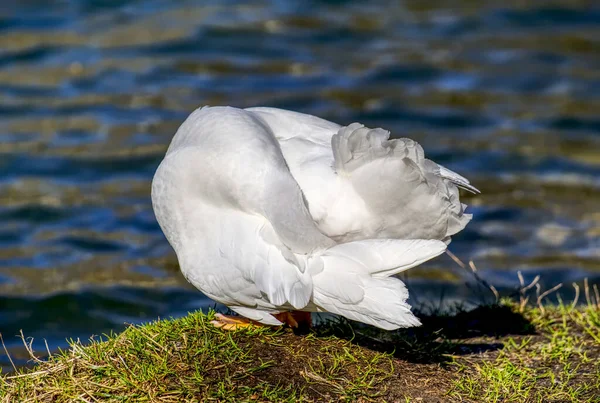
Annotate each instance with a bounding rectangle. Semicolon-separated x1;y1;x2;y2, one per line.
1;299;599;402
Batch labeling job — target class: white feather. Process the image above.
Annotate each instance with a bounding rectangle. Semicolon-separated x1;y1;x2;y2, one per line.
322;239;447;278
151;106;476;330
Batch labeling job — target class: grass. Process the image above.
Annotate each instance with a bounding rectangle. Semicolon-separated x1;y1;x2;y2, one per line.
0;311;398;402
1;296;599;401
449;302;600;402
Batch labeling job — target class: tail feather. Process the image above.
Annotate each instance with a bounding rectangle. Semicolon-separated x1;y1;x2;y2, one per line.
331;123;475;241
321;238;447;278
333;123;391;173
310;238;446;330
438;165;480;194
313;274;421;330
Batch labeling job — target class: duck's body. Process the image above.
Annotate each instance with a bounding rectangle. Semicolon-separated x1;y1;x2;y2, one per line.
151;106;476;330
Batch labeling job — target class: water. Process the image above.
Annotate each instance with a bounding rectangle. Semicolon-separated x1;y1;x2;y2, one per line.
1;0;599;371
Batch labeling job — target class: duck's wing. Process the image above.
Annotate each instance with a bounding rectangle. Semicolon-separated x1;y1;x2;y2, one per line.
246;107;341;144
245;108;344;227
156;106;337;313
245;109;476;244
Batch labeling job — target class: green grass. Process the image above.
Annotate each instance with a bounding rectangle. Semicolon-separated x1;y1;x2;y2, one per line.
450;302;600;403
1;300;599;402
0;311;396;402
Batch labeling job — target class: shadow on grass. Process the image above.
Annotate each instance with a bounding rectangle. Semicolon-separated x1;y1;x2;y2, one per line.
314;304;535;363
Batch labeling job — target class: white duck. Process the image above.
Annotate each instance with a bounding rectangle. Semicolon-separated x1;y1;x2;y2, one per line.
151;106;478;330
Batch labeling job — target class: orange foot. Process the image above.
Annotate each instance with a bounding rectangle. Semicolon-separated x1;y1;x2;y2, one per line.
210;311;312;332
273;311;312;331
210;313;259;331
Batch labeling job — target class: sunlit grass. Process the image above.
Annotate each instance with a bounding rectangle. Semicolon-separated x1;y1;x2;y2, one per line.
1;297;598;402
0;311;396;402
450;303;600;403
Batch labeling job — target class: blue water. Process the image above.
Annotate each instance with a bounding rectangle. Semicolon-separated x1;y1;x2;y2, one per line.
1;0;599;371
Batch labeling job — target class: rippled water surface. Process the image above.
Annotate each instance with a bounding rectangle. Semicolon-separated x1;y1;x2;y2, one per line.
1;0;599;370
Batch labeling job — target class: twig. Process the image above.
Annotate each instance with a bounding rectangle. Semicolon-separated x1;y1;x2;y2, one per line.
446;250;499;302
519;296;530;313
0;333;17;373
571;283;580;311
523;275;540;292
584;278;592;307
470;260;499;302
517;271;540;312
5;363;69;380
518;271;526;312
44;339;52;358
446;250;466;269
20;330;43;364
593;284;600;310
537;283;563;315
489;284;500;303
